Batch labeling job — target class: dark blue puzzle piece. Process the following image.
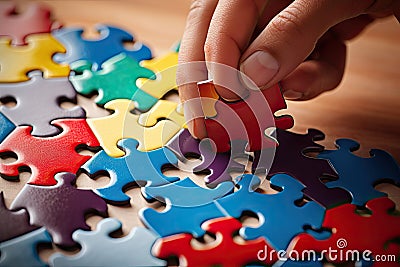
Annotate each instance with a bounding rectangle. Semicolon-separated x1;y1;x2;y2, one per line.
216;174;325;251
318;138;400;206
0;113;15;143
53;24;152;68
82;138;179;204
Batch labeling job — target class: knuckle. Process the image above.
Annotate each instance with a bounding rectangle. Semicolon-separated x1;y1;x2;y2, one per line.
269;6;305;40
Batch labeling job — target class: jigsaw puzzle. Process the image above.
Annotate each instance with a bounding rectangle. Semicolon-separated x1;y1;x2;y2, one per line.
0;71;85;136
0;33;69;82
10;172;108;247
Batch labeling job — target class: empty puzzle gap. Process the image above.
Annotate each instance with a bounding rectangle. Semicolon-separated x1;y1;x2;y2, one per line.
38;242;80;264
162;90;179;102
0;96;17;108
190;232;218;249
0;151;18;164
294;196;311;207
75;144;101;156
240;211;260;228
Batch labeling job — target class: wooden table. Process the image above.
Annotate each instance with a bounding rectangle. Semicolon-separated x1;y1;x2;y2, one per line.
2;0;400;262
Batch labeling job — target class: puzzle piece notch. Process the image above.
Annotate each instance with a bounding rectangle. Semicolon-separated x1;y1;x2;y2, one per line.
0;2;60;45
154;217;279;266
10;172;108;247
53;24;152;68
82;138;179;204
318;138;400;205
0;118;100;186
0;113;15;143
70;52;156;110
49;218;165;267
0;227;52;267
0;33;69;82
216;174;326;251
138;99;185;128
87;99;182;157
0;71;85;136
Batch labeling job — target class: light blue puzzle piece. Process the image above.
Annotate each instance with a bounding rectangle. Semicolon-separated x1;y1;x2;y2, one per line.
0;228;51;267
318;138;400;205
82;138;179;204
216;174;325;251
0;113;15;143
49;218;165;267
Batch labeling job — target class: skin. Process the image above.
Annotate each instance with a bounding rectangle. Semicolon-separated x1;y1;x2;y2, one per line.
177;0;400;139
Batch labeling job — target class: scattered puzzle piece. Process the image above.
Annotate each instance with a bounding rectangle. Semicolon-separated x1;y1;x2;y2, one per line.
318;138;400;205
0;72;85;136
0;113;15;143
82;138;179;204
87;99;182;157
0;2;59;45
0;192;39;243
53;24;152;68
0;227;52;267
154;217;279;266
0;119;100;186
10;172;108;247
216;174;325;251
140;177;233;237
49;218;165;267
290;197;400;265
70;53;155;109
138;99;185;128
0;33;69;82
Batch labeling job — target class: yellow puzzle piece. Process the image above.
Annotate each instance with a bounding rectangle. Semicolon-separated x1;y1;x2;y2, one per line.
138;99;186;128
137;52;178;99
0;33;70;82
88;99;182;157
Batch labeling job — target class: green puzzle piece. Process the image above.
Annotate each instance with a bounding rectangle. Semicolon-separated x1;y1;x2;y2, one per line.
70;53;156;111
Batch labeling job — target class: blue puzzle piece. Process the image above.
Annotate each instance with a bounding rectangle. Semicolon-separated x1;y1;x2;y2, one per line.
53;24;152;69
216;174;325;251
318;138;400;205
139;177;234;237
49;218;165;267
0;228;51;267
0;113;15;143
82;138;179;204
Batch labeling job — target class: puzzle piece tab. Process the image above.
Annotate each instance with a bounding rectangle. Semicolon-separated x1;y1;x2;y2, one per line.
70;53;155;109
82;138;179;204
0;34;69;82
318;138;400;205
216;174;325;251
154;217;279;266
87;99;182;157
138;99;185;128
53;24;152;68
0;72;85;136
49;218;165;267
0;119;100;186
10;172;108;247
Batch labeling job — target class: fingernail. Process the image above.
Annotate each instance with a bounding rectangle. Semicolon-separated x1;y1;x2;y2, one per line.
283;90;303;100
240;51;279;88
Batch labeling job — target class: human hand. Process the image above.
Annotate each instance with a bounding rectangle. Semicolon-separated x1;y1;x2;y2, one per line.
177;0;400;139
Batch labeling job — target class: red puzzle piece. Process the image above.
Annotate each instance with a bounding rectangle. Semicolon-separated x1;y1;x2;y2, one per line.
0;119;100;186
0;2;59;45
290;197;400;266
198;81;293;152
153;217;278;266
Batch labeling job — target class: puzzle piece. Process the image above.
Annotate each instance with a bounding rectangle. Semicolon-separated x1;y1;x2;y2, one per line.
0;192;39;243
53;24;152;68
49;218;165;267
0;34;69;82
87;99;182;157
153;217;279;266
0;113;15;143
318;138;400;205
216;174;325;251
166;129;246;186
82;138;179;204
10;172;107;247
70;53;156;110
0;227;52;267
255;129;351;208
0;72;85;136
290;197;400;265
0;2;59;45
0;119;100;186
140;177;233;237
138;99;185;128
198;81;294;152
